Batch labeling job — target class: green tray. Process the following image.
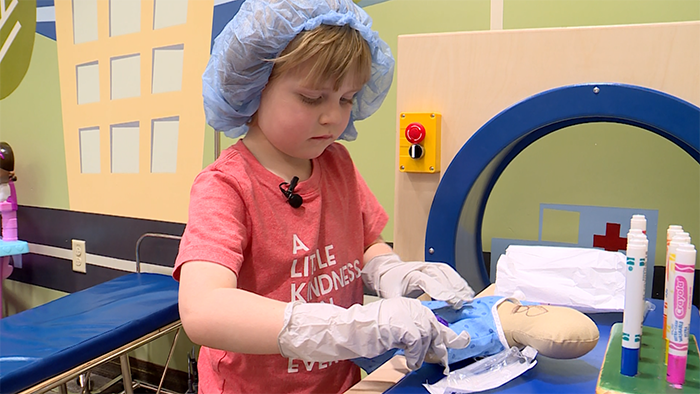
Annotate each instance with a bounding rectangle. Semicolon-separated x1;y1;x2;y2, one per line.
597;323;700;393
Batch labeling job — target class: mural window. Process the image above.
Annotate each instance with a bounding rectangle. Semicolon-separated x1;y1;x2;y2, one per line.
151;117;179;173
76;61;100;104
152;44;184;94
111;122;140;173
79;127;101;174
72;0;98;44
153;0;188;30
111;54;141;100
109;0;141;37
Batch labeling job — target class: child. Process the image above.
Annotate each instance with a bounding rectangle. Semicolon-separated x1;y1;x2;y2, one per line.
175;0;474;392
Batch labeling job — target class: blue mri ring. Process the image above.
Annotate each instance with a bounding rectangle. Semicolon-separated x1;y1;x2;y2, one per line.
424;83;700;292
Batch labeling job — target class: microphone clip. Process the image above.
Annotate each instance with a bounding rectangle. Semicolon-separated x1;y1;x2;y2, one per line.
279;176;303;208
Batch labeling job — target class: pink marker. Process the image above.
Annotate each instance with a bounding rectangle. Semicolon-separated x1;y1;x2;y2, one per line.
667;243;696;386
664;225;684;342
665;232;691;364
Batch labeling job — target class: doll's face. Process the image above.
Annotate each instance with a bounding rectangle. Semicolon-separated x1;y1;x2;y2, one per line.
0;169;10;184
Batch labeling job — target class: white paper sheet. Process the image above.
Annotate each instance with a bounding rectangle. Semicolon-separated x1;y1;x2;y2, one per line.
494;245;626;313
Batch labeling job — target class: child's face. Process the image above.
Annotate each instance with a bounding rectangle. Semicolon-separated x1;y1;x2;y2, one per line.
252;60;362;160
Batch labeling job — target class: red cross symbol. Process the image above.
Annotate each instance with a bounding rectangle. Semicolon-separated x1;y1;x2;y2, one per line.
593;223;627;252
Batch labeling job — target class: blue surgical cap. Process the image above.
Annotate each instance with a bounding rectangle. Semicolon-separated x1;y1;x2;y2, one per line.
202;0;395;141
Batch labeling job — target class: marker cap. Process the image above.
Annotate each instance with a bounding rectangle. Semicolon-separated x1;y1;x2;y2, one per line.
621;347;639;376
631;215;647;232
667;354;687;384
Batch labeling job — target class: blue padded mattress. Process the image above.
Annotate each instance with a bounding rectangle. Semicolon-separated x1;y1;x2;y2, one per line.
0;273;179;394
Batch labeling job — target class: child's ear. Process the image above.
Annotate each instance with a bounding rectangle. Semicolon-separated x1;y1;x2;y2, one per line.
497;300;599;359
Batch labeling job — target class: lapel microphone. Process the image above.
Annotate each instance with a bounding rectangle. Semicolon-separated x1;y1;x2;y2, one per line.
279;176;303;208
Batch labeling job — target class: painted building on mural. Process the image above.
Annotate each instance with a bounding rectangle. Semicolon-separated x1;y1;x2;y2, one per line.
53;0;213;222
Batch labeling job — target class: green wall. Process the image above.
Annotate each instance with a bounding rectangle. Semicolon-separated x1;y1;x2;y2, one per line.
504;0;700;28
0;34;69;209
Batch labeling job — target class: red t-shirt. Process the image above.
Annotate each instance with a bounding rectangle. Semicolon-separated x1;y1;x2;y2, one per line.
174;141;388;393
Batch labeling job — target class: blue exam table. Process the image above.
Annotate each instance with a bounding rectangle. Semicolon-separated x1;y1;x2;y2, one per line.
0;273;180;394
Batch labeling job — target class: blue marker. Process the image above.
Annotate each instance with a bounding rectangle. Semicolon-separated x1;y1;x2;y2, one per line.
621;236;647;376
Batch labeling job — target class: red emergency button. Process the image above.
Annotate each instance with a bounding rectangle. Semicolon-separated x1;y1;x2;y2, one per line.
405;122;426;144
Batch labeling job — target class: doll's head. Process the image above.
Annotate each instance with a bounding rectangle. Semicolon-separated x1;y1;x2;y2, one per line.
0;142;15;184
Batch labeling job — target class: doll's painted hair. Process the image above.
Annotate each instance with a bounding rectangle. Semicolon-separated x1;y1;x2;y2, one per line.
0;142;14;172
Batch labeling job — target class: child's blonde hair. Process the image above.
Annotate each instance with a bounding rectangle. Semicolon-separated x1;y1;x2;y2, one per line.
269;24;372;90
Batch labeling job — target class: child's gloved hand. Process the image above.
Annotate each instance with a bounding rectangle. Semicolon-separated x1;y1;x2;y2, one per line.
361;253;475;308
277;297;470;374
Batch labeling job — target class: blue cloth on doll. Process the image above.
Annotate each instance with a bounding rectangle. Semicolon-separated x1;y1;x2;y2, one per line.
352;296;536;374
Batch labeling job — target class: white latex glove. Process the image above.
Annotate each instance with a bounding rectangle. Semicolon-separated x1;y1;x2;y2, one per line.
362;253;475;308
277;297;470;374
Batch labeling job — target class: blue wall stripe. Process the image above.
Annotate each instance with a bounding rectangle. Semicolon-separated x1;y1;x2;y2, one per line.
36;22;56;40
211;1;244;52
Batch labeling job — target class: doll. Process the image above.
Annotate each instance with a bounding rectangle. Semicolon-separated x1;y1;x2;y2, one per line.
354;295;600;373
0;142;17;242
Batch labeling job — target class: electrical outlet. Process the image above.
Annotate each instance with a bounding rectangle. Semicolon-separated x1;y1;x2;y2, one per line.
72;239;87;273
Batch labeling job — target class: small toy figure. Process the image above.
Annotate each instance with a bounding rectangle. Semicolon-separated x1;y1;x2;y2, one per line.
0;142;18;241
